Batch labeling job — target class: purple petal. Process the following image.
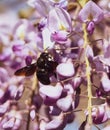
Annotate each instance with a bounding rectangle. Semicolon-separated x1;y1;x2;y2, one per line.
32;94;43;109
44;97;57;106
91;104;108;124
86;21;95;35
12;44;23;52
38;18;47;31
51;31;68;43
25;56;32;65
71;77;82;90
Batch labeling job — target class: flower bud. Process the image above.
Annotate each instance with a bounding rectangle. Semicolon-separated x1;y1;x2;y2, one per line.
87;21;95;35
30;108;36;120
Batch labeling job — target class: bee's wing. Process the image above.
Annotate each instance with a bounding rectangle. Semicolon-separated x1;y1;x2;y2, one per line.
15;63;37;76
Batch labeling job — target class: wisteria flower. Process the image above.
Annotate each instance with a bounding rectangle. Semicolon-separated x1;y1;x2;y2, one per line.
78;0;104;23
42;7;72;48
13;19;37;43
78;0;104;34
85;103;108;124
0;0;110;130
27;0;68;17
47;7;72;32
27;0;53;17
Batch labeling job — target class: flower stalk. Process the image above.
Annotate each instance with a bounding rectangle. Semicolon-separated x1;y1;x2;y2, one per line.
83;23;92;126
26;74;38;130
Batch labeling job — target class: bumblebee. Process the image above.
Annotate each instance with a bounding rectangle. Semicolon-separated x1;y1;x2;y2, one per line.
15;52;58;85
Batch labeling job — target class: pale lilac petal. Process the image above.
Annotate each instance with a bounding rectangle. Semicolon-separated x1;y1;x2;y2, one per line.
39;83;63;99
99;56;110;66
0;89;5;99
13;118;22;130
48;7;72;32
3;118;15;129
39;119;47;130
30;109;36;120
78;0;104;23
85;45;94;59
0;101;10;116
64;83;74;94
104;44;110;58
0;67;9;83
14;85;24;100
48;0;68;9
56;59;75;77
42;27;55;48
0;48;12;61
45;118;63;129
8;85;17;98
27;0;37;8
101;73;110;92
13;19;37;43
56;95;73;111
27;0;52;17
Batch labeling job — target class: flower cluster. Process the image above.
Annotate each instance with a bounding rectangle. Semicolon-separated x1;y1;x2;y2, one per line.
0;0;110;130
